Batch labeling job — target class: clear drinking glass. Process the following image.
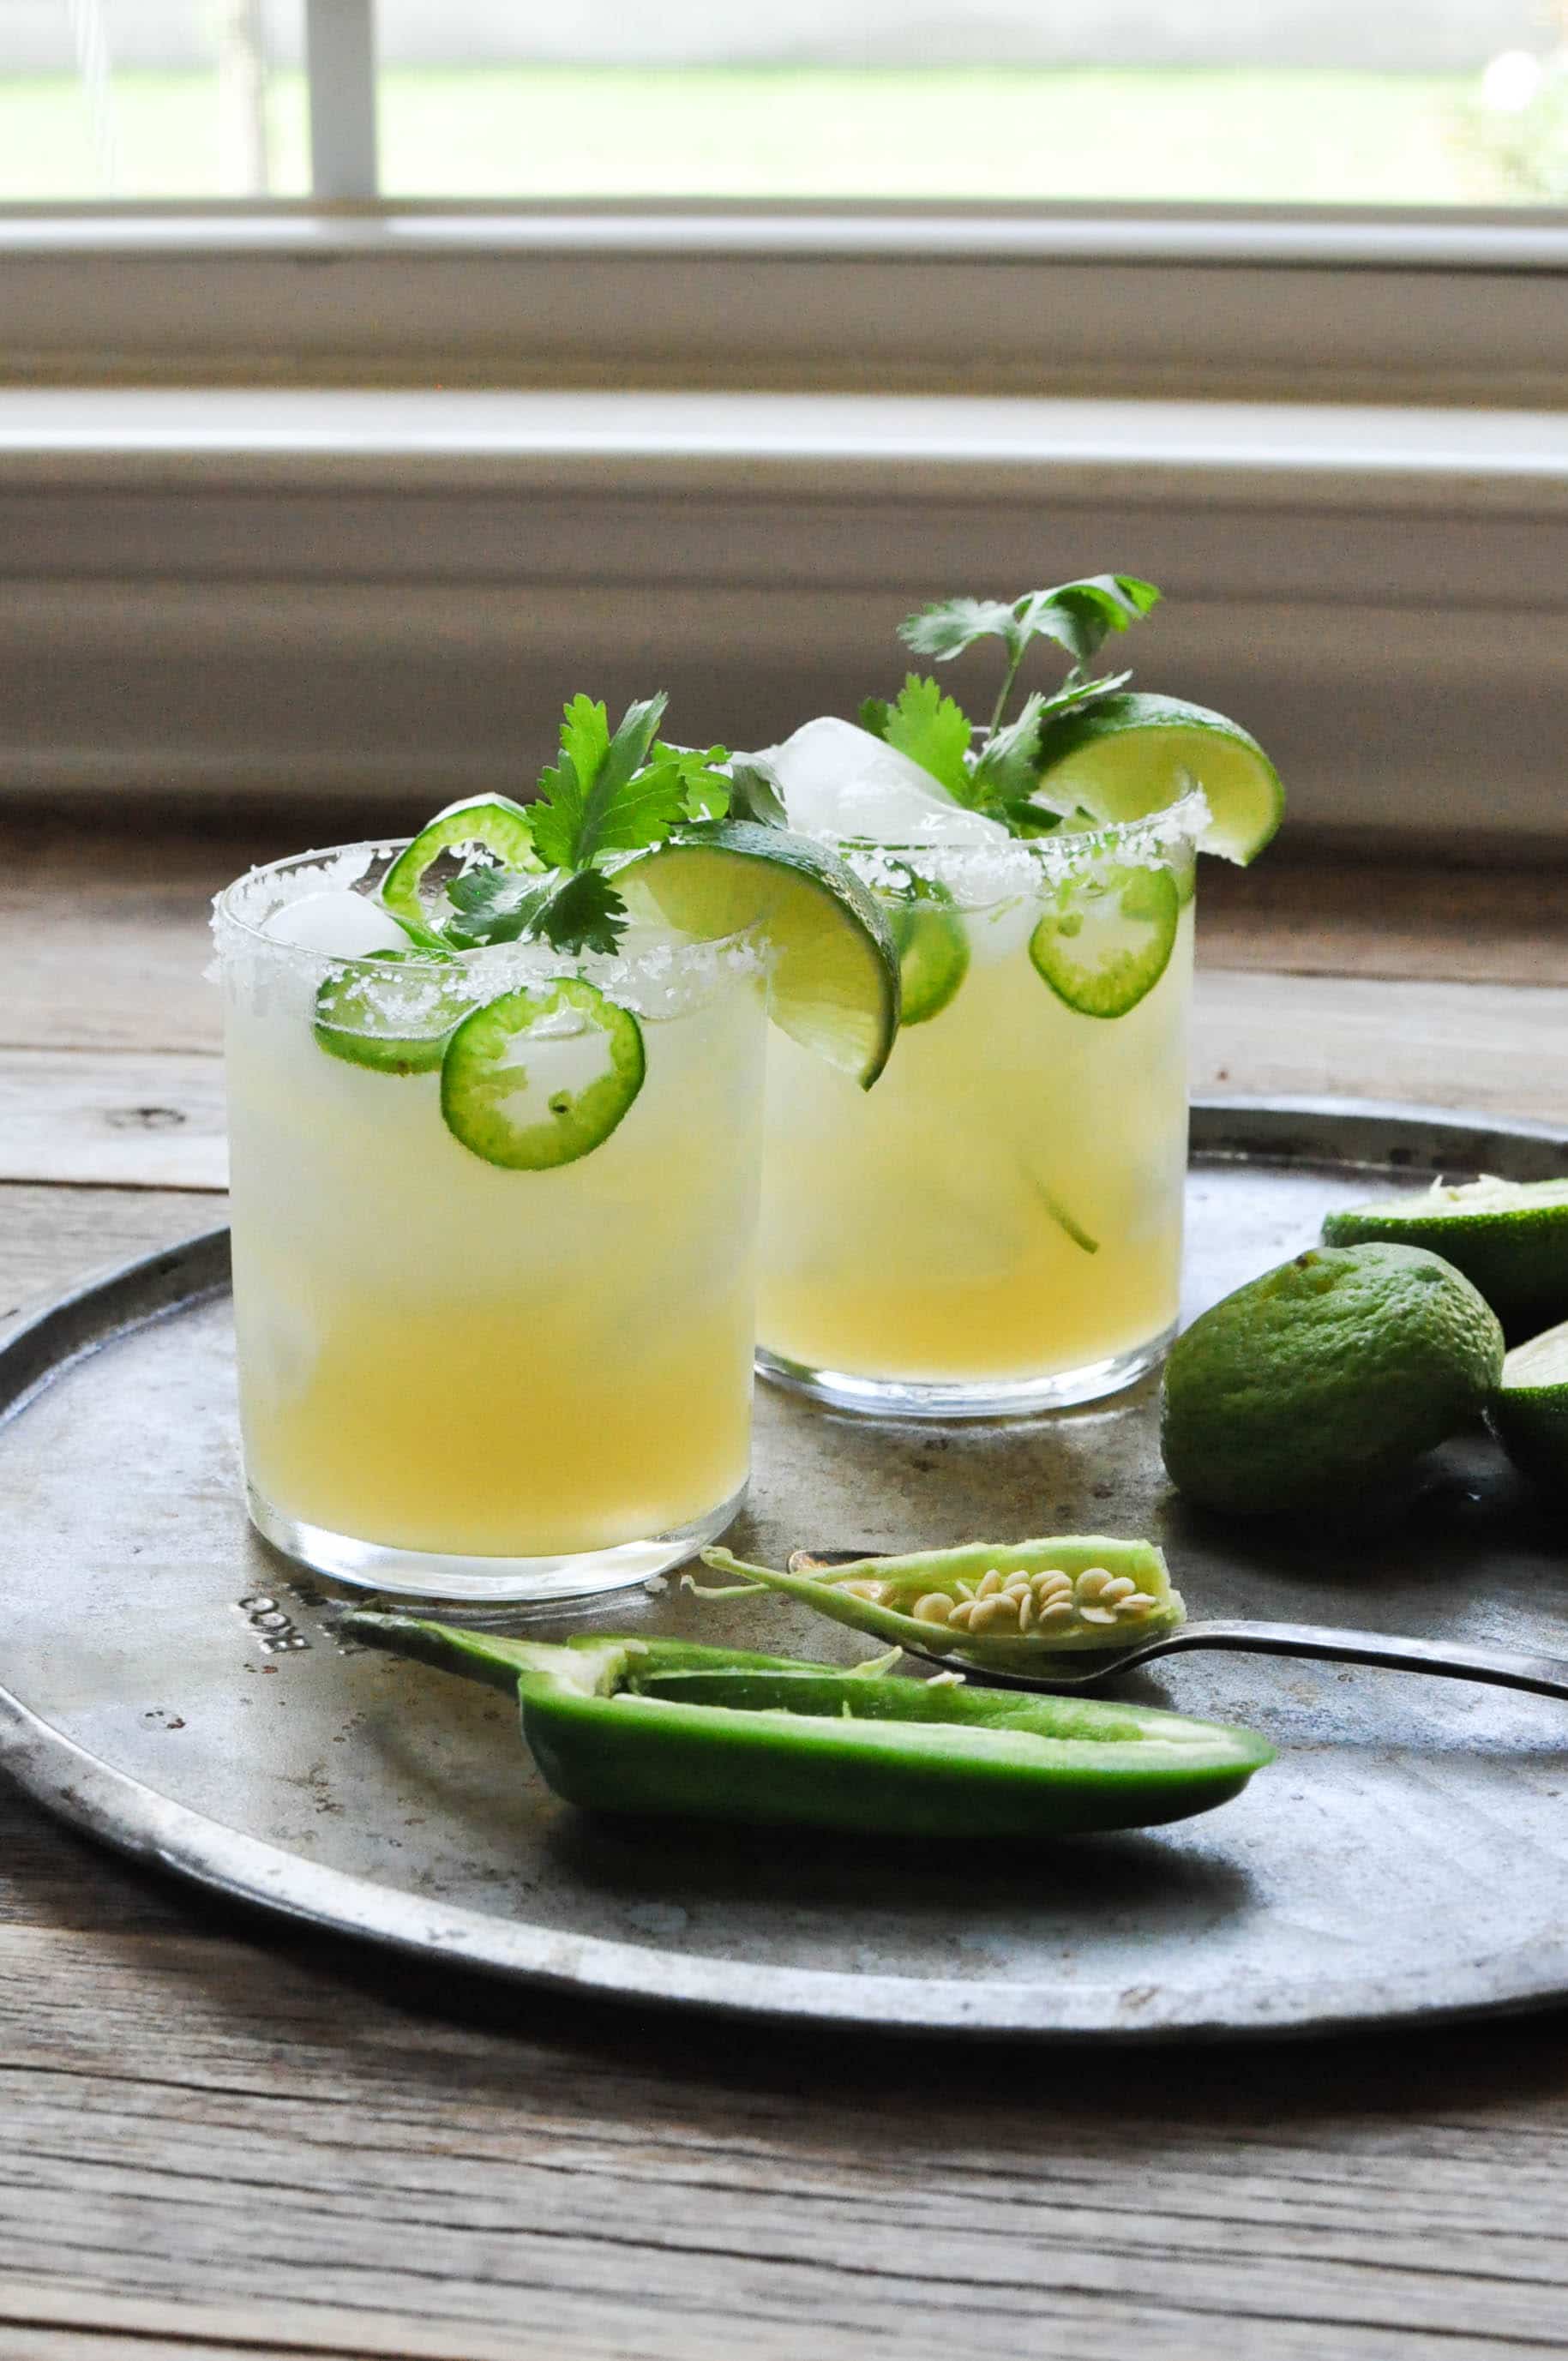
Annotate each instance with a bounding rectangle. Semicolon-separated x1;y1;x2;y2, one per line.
214;843;769;1603
755;802;1201;1418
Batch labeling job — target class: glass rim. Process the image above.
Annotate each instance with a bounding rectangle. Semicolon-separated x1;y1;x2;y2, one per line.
211;837;765;973
820;785;1209;901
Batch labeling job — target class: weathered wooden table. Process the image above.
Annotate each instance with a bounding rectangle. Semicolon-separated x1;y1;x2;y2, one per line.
4;813;1568;2361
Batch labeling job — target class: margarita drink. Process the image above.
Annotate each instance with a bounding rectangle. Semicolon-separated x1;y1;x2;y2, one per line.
757;812;1199;1415
215;844;768;1601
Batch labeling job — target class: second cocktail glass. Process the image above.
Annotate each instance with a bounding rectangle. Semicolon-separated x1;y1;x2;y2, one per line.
757;801;1202;1417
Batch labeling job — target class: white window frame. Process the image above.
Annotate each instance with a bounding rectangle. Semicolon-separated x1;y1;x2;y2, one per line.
1;0;1565;405
4;200;1567;407
3;1;1566;836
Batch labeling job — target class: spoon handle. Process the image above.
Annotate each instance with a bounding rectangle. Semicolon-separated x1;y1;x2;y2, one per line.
1138;1620;1568;1703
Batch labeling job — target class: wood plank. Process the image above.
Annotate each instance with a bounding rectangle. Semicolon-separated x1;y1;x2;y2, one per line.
0;2280;529;2361
1199;856;1568;986
0;1053;225;1189
0;1920;1565;2361
0;1184;219;1339
0;814;291;1057
1194;970;1568;1125
8;821;1568;2361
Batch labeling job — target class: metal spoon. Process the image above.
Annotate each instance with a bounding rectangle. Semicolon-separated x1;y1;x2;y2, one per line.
900;1619;1568;1701
789;1555;1568;1702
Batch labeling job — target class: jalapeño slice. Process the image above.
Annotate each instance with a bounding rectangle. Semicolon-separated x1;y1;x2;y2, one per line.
882;871;970;1027
1028;860;1179;1018
440;978;645;1170
381;795;540;944
313;949;472;1076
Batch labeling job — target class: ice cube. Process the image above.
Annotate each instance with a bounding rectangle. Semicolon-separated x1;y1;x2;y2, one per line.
263;891;411;956
762;718;1005;846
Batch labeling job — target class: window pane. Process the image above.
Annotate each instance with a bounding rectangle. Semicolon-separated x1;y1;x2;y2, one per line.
375;1;1568;206
0;1;308;198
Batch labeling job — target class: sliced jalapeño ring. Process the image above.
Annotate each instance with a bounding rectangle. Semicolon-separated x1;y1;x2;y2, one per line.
312;948;472;1076
440;977;645;1170
880;868;970;1027
381;795;541;945
1028;859;1180;1019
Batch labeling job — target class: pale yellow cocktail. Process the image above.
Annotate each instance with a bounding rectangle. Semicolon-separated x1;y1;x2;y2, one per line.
757;814;1198;1415
216;844;769;1600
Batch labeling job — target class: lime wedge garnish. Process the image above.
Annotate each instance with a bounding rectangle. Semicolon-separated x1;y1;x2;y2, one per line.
313;949;472;1075
1036;692;1283;865
1028;861;1179;1018
441;979;645;1169
381;795;542;942
618;820;900;1088
880;874;969;1026
1491;1319;1568;1492
1323;1177;1568;1337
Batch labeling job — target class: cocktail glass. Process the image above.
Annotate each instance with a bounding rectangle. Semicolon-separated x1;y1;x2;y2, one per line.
214;843;769;1602
756;799;1202;1417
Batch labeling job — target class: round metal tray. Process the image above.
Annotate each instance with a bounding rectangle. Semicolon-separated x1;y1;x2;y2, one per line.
5;1097;1568;2042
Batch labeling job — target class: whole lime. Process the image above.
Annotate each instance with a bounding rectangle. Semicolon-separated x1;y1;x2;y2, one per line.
1161;1242;1505;1519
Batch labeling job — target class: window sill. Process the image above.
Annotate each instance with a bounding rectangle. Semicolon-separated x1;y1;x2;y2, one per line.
3;204;1566;406
1;387;1563;844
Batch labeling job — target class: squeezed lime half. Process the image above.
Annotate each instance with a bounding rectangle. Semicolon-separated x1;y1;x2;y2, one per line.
1325;1176;1568;1337
1489;1318;1568;1492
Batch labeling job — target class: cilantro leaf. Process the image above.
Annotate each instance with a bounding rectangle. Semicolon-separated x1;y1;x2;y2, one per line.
531;867;628;958
967;670;1133;810
900;597;1021;664
970;689;1048;805
899;576;1161;738
725;754;789;829
443;864;628;958
998;801;1067;837
1037;665;1133;720
557;692;611;808
880;674;974;799
1014;575;1161;669
442;868;559;948
642;742;732;822
857;695;892;741
529;692;671;869
901;578;1159;672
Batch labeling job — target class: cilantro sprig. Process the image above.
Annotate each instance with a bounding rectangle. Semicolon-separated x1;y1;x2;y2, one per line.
901;574;1160;732
442;694;731;957
858;574;1162;837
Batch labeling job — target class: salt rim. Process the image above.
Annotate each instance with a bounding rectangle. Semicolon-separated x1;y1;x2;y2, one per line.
822;787;1211;907
211;841;769;1024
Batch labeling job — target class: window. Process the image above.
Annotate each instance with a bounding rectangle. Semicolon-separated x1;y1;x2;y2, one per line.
0;3;308;198
1;5;1564;837
372;1;1568;207
4;3;1567;207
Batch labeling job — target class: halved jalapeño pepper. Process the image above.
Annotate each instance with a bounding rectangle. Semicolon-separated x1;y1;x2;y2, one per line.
699;1536;1185;1673
345;1616;1270;1840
